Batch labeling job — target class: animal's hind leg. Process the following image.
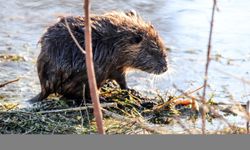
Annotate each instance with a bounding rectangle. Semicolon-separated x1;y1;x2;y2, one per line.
28;90;49;103
28;83;50;103
28;53;52;103
61;83;89;105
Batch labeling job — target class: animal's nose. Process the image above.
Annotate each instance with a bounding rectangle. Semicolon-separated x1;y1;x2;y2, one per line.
160;58;167;66
161;63;168;72
163;62;168;72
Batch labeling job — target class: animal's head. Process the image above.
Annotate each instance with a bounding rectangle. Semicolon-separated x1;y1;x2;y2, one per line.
94;11;168;74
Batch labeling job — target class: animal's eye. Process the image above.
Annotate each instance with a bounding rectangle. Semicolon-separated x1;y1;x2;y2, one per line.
130;35;143;44
151;44;159;51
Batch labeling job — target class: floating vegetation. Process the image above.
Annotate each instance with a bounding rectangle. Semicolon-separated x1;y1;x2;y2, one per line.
0;78;20;88
0;95;5;100
0;54;25;62
212;125;246;134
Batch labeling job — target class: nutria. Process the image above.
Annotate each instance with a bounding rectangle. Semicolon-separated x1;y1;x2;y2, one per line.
29;11;168;103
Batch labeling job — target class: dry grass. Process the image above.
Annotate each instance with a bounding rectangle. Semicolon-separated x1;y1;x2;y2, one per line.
0;81;247;134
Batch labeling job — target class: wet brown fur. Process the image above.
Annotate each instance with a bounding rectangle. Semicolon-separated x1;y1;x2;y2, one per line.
29;11;168;103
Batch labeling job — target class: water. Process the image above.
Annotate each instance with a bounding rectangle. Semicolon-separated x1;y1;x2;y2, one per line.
0;0;250;130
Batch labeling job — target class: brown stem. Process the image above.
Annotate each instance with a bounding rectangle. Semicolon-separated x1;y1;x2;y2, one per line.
0;78;20;88
201;0;217;134
38;103;116;114
83;0;105;134
0;103;117;114
247;101;250;134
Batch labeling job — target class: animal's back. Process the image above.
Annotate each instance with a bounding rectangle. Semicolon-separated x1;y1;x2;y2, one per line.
29;11;168;103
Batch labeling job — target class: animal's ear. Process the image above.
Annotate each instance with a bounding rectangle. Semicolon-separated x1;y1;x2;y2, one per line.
125;10;137;17
130;34;143;44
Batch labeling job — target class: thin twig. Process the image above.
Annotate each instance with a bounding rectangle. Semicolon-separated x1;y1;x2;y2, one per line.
215;69;250;85
65;19;86;55
174;85;248;107
174;85;202;101
173;84;203;100
209;105;235;130
0;103;117;114
84;0;105;134
102;108;171;134
0;78;20;88
38;103;116;114
173;116;193;134
186;85;204;95
82;84;91;133
174;85;235;132
247;101;250;134
156;84;203;110
201;0;217;134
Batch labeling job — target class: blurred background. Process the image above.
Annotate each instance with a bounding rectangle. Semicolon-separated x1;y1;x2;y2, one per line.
0;0;249;115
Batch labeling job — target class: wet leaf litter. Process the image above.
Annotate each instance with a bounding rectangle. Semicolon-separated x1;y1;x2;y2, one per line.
0;81;246;134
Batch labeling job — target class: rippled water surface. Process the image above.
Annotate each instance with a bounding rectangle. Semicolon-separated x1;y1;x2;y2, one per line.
0;0;250;130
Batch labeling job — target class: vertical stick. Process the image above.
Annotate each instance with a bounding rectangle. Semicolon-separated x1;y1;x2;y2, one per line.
201;0;217;134
83;0;105;134
247;101;250;134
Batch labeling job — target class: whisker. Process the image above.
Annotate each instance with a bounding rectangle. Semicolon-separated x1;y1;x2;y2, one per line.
149;73;156;90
